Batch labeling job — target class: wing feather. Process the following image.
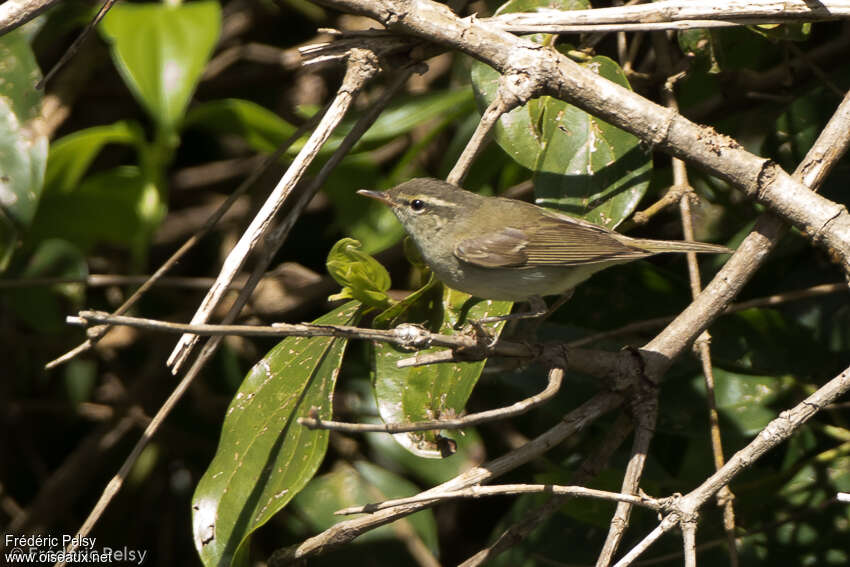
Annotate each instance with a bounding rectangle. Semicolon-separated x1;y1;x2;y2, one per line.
455;215;650;268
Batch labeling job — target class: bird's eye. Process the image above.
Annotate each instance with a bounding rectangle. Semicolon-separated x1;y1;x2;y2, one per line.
410;199;425;212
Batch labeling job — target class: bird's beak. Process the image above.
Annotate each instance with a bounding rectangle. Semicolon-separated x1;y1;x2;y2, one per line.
357;189;393;205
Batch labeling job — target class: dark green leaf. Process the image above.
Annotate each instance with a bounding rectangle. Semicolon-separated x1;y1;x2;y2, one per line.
324;89;474;154
99;1;221;132
292;461;437;551
0;27;47;270
326;238;392;309
28;166;165;262
1;238;87;333
192;301;361;567
692;368;790;436
184;98;298;153
678;29;721;74
373;286;511;457
44;121;145;194
763;86;835;172
365;427;487;486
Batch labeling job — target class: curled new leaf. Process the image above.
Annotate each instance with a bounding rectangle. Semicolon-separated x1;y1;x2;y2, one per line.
326;238;392;309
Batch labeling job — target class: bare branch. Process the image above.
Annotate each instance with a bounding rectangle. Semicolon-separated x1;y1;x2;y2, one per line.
165;49;381;373
299;360;563;433
336;483;664;515
0;0;61;36
488;0;850;33
268;391;624;564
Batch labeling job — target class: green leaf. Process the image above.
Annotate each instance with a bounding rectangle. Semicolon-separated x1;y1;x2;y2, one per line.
328;89;474;152
326;238;392;309
44;121;146;194
531;56;651;228
678;29;722;74
692;368;790;436
322;156;406;254
0;27;48;271
184;98;298;153
469;0;649;227
1;238;87;333
372;286;512;458
292;461;438;551
365;426;486;486
99;1;221;132
28;166;165;262
763;85;836;173
192;301;361;567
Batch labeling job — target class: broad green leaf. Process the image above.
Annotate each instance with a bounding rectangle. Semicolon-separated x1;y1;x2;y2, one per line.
469;0;649;227
192;301;361;567
531;56;651;228
326;238;392;309
28;166;165;262
184;98;298;153
373;286;511;458
100;1;221;133
0;28;47;270
292;461;437;551
44;121;145;194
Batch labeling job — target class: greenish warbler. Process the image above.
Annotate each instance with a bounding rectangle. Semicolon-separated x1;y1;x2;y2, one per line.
358;178;732;302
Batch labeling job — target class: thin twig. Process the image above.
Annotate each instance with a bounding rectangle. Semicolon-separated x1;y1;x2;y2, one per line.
299;359;563;433
0;0;63;36
459;413;635;567
166;48;382;374
447;84;527;185
661;31;740;566
612;515;680;567
69;310;535;358
336;483;664;515
596;384;658;567
268;391;625;565
37;0;120;89
615;364;850;567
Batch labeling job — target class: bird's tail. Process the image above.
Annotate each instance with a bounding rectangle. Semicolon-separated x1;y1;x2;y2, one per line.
637;239;733;255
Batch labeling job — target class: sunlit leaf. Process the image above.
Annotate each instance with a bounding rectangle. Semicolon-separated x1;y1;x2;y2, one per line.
100;1;221;132
0;27;47;270
192;301;361;567
372;286;511;458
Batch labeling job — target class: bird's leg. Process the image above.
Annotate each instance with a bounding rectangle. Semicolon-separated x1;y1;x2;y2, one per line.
523;289;574;336
476;295;548;325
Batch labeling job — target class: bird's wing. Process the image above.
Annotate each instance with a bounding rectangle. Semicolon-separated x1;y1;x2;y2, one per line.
455;216;650;268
